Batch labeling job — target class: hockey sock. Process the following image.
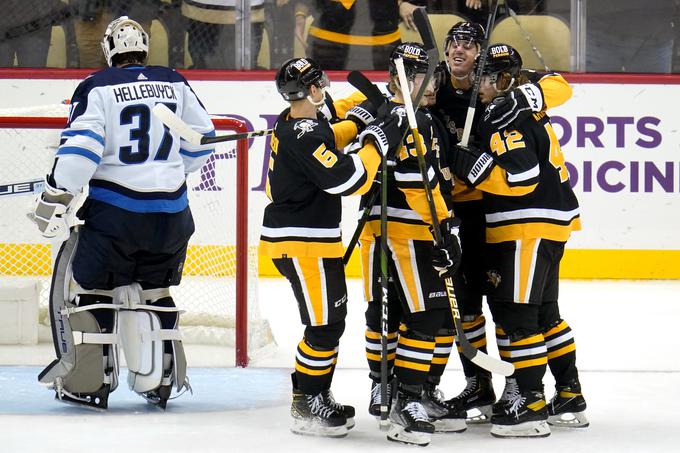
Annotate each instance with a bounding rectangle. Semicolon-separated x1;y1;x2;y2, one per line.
294;339;338;395
543;320;579;385
496;327;547;391
428;329;455;383
394;328;435;387
457;314;491;378
365;328;397;380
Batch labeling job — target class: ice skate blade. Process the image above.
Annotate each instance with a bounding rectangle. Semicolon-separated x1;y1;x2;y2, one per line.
290;419;348;438
466;405;493;424
378;418;391;431
490;420;551;438
387;424;432;446
548;411;589;428
345;417;355;430
433;418;467;433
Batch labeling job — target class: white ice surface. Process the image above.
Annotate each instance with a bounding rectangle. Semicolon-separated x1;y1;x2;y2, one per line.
1;278;679;452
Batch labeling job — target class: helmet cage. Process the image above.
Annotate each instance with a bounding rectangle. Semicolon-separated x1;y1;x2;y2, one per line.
444;22;485;55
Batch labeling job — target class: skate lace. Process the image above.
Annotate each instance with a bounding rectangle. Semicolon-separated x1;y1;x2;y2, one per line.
458;376;478;399
324;389;342;411
309;394;335;418
506;391;526;416
371;381;391;404
428;386;446;404
404;401;429;422
500;378;519;403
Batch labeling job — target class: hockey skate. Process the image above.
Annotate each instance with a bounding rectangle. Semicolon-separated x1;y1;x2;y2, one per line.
387;388;435;446
290;389;348;438
547;380;589;428
491;377;518;416
490;389;551;438
421;383;467;433
446;374;496;424
369;378;394;420
322;388;356;430
141;385;172;410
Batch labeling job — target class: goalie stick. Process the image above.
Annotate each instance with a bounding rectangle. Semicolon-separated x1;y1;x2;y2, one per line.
152;104;272;145
396;8;515;377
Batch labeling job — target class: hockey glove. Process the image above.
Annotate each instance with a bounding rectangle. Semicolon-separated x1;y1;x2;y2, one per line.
358;112;406;156
486;83;544;129
28;176;76;242
450;143;494;187
345;99;378;131
431;217;462;279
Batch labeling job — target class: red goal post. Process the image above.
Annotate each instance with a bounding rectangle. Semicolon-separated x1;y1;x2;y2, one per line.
0;115;261;367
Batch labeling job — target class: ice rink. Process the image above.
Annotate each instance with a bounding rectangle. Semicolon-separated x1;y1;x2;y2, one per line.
1;278;679;452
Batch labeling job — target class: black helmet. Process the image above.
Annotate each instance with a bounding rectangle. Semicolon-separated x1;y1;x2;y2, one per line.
444;21;485;53
275;58;329;101
388;42;429;80
480;43;523;80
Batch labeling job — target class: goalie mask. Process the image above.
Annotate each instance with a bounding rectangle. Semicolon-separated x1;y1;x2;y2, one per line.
101;16;149;67
388;42;429;81
276;57;329;102
479;43;523;90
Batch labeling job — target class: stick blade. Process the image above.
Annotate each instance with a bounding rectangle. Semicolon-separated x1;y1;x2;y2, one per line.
347;70;385;108
152;103;204;146
470;352;515;377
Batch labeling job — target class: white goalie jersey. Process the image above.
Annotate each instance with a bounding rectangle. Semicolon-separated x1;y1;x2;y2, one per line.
52;65;215;213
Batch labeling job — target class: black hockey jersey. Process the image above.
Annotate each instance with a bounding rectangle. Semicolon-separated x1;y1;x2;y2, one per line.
360;102;449;241
260;109;380;258
476;111;581;244
432;69;573;203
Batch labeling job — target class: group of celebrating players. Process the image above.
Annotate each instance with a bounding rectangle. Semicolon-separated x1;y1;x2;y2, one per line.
30;11;588;448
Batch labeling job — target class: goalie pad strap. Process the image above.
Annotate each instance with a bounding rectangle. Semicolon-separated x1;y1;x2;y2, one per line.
61;303;119;316
72;331;118;345
140;329;182;342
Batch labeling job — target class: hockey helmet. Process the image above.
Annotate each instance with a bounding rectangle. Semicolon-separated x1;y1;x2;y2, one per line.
480;43;523;82
101;16;149;67
444;21;485;53
275;58;329;101
388;42;429;80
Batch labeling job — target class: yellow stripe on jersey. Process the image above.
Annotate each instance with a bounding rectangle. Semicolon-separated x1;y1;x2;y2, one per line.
309;26;401;46
365;330;398;340
354;143;381;195
259;239;343;258
547;342;576;359
544;320;569;337
486;217;582;244
512;356;548;369
298;340;336;358
476;165;537;197
295;363;333;376
366;352;396;362
365;219;433;241
400;185;448;227
331;120;359;149
397;334;434;350
452;177;483;201
394;359;431;372
294;257;328;326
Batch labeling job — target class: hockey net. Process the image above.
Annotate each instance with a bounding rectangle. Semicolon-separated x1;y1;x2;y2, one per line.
0;105;272;366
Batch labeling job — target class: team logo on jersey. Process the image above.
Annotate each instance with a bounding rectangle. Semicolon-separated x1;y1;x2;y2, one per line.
294;119;316;138
486;269;502;289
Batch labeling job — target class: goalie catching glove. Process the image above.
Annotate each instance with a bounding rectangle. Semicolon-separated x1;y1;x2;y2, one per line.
28;176;77;242
431;217;462;279
450;143;494;187
486;83;544;129
357;107;406;156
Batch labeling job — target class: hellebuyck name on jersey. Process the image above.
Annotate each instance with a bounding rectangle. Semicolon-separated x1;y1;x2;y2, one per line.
53;65;215;214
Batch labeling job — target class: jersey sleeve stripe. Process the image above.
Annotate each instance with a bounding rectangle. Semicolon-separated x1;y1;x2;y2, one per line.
56;146;102;164
179;147;214;157
324;153;366;195
394;167;435;182
507;165;540;184
60;129;105;146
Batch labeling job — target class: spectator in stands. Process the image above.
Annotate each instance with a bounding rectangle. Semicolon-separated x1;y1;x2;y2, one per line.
0;0;67;68
182;0;266;69
294;0;420;71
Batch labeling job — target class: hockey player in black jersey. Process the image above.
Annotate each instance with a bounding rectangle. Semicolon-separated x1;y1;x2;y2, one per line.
357;42;465;446
449;43;588;438
260;57;405;438
430;21;574;423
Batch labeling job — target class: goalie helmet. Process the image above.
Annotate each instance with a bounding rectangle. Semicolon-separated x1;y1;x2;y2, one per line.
444;21;485;53
480;43;523;81
388;42;429;80
276;58;329;101
101;16;149;67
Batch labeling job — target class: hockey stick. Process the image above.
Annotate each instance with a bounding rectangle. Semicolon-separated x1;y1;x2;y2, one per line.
506;7;550;71
460;0;501;147
152;103;272;146
395;58;513;377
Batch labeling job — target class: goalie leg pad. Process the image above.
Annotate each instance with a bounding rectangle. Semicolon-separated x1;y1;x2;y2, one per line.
116;284;188;404
39;232;119;409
